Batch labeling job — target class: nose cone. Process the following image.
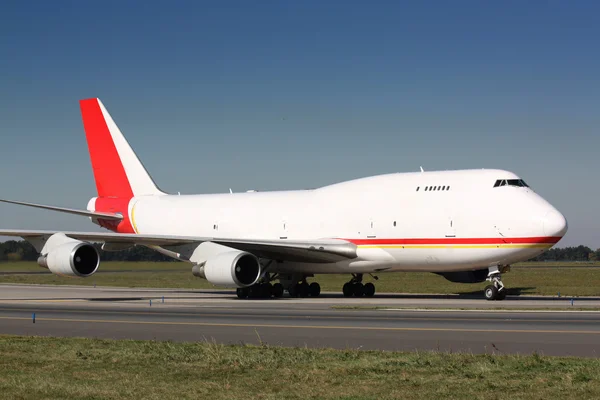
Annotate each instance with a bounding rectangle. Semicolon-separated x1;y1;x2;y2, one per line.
543;209;568;237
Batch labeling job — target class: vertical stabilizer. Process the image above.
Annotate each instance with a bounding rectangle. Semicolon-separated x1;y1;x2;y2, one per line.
79;98;165;198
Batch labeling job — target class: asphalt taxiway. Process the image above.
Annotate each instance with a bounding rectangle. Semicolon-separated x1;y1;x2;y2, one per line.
1;284;600;357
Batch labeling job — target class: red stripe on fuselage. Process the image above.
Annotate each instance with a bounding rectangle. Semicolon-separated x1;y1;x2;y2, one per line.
345;236;562;245
80;99;133;199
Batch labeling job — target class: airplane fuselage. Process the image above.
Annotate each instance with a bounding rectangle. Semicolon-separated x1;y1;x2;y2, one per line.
89;168;567;275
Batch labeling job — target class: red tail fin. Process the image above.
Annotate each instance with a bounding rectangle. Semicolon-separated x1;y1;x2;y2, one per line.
79;98;164;198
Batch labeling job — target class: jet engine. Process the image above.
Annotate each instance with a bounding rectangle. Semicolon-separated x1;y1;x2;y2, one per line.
37;233;100;277
436;268;488;283
192;250;261;288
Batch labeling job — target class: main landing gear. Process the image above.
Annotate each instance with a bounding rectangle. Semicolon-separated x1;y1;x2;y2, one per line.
342;274;376;298
235;273;322;299
236;282;284;299
236;272;379;299
484;265;509;301
288;280;321;298
236;272;285;299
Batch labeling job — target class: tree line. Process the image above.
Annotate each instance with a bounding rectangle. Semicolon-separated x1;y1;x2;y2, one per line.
0;239;598;263
0;240;175;262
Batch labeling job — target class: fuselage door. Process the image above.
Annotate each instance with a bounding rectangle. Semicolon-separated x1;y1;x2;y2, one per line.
367;218;376;238
280;218;288;239
446;216;456;237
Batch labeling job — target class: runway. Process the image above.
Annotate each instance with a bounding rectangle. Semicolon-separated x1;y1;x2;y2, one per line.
1;284;600;357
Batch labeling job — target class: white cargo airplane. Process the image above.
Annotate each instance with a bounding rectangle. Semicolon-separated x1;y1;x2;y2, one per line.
0;98;568;300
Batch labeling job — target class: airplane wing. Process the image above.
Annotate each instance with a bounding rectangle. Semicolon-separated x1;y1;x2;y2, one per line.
0;229;357;263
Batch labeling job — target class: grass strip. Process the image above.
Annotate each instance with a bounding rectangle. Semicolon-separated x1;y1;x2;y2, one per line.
2;262;600;297
1;335;600;399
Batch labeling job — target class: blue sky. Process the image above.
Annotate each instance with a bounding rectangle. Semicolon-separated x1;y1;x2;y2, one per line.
0;0;598;247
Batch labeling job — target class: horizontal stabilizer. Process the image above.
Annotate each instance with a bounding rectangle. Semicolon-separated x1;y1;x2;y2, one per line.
0;199;123;221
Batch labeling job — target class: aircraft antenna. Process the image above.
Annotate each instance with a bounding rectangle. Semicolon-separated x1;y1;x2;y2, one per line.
420;166;424;172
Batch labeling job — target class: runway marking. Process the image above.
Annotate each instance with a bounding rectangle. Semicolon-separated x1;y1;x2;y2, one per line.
1;307;600;324
1;316;600;335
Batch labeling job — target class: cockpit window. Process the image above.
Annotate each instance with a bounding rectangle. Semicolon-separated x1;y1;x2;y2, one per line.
493;179;529;188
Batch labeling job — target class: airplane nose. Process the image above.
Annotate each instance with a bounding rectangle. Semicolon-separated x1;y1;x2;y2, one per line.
542;209;568;237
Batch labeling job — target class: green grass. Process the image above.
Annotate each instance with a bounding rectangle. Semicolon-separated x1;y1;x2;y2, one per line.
2;261;600;297
1;335;600;400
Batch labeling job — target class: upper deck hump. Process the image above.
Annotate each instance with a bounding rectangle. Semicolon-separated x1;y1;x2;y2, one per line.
316;168;521;192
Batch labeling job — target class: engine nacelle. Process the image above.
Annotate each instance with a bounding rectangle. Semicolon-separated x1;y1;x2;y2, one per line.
437;269;488;283
37;233;100;277
192;250;261;288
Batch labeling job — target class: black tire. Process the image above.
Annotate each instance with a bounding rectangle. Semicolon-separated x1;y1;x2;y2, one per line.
342;282;353;297
272;283;284;298
298;282;310;298
262;283;273;298
496;289;507;301
309;282;321;297
484;285;498;301
236;288;248;299
363;282;375;297
288;284;299;298
248;285;262;299
353;282;364;297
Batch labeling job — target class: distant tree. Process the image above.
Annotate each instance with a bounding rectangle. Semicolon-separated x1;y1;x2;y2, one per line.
0;239;176;263
0;239;598;263
530;245;594;262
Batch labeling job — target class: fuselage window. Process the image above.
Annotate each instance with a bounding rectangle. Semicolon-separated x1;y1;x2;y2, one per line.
393;221;397;227
416;186;420;191
437;186;441;191
425;186;428;191
442;186;446;190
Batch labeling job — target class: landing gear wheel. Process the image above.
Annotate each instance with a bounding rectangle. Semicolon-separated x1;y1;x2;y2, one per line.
272;283;284;298
496;289;507;301
261;283;273;298
342;282;353;297
298;282;310;298
236;288;249;299
309;282;321;297
353;282;364;297
484;285;498;301
248;285;263;299
288;284;299;298
363;282;375;297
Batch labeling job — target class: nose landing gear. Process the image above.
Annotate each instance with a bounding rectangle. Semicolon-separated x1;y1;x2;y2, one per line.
484;265;509;301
